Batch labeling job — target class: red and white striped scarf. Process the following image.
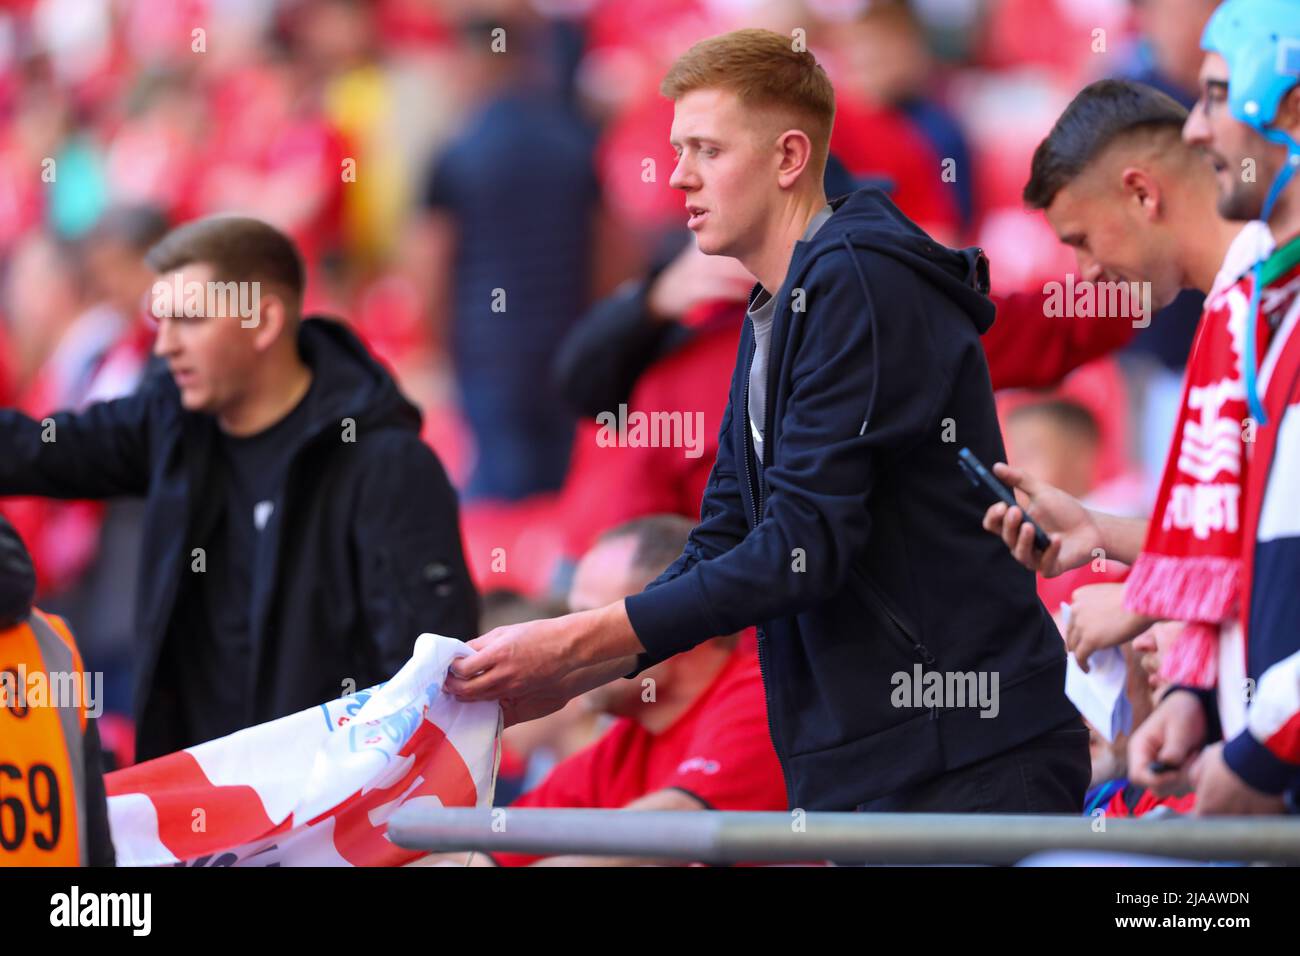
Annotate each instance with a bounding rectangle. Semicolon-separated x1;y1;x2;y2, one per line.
1124;223;1275;686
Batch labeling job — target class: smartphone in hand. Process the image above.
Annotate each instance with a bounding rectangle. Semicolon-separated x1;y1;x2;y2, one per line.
957;447;1052;551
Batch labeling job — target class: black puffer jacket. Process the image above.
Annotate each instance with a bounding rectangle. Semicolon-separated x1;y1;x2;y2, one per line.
0;317;479;760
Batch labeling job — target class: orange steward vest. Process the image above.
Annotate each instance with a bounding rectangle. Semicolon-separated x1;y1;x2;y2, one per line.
0;609;90;865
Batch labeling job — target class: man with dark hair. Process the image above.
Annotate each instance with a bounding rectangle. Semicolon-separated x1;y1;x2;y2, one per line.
0;215;478;760
1110;0;1221;389
987;74;1272;655
987;40;1300;818
1135;0;1300;814
1024;79;1192;205
1022;78;1241;314
995;0;1300;817
449;29;1090;815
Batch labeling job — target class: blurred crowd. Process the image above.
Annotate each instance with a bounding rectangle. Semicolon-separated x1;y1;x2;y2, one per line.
0;0;1217;793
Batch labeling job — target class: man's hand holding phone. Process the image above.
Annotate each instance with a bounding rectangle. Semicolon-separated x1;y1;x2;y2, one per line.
979;462;1105;577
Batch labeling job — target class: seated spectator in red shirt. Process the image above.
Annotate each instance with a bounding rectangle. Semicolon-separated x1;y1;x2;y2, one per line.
429;514;787;867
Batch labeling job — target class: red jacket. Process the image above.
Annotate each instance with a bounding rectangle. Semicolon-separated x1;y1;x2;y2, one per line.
985;289;1137;391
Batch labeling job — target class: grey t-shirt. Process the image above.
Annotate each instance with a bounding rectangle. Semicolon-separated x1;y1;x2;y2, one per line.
746;204;834;467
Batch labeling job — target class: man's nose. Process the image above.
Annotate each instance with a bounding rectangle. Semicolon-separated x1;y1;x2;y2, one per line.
152;318;178;358
1182;100;1209;146
668;154;694;191
1079;255;1105;284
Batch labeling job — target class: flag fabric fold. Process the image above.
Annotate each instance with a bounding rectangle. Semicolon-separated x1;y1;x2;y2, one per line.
106;633;500;867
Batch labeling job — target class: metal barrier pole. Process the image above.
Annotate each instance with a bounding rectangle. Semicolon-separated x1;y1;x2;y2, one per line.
388;806;1300;864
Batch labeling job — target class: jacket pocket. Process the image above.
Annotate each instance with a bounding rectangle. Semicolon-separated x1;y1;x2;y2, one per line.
848;565;936;667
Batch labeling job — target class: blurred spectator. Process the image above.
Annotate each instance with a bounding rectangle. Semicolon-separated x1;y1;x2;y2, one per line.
978;0;1131;83
1;211;163;601
304;0;407;269
471;515;785;867
552;239;751;559
102;73;209;226
418;17;598;502
1005;398;1103;500
199;49;351;284
0;217;480;762
39;205;170;724
1000;389;1141;637
1122;0;1219;104
1085;621;1197;816
1;232;113;598
828;0;975;233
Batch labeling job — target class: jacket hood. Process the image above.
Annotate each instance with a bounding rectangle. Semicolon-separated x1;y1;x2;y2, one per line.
798;187;995;334
0;515;36;630
292;316;424;445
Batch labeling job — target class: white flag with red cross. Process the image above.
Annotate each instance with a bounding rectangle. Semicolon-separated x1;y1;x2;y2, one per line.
105;634;500;866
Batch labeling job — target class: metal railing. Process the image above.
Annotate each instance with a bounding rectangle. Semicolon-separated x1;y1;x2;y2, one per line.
387;806;1300;864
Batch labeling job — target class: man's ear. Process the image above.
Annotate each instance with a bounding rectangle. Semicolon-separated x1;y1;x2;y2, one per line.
1120;165;1161;221
775;128;814;190
251;290;291;352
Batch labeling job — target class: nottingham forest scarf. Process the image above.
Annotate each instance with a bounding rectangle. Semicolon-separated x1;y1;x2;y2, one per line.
1124;223;1275;686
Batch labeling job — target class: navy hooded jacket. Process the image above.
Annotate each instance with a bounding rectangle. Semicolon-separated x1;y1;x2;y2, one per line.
0;318;478;760
624;187;1078;811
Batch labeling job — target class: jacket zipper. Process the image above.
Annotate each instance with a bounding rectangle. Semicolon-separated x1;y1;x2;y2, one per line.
852;567;940;719
742;344;795;806
857;570;936;666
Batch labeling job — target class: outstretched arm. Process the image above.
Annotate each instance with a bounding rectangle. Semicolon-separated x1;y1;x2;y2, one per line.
0;390;155;500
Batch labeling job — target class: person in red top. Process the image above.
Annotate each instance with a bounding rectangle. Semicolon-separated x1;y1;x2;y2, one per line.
455;514;785;867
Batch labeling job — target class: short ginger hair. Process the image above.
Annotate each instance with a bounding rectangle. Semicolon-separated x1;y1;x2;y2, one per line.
661;28;836;174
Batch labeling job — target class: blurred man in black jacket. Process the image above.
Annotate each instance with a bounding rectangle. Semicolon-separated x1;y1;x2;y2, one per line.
0;217;478;760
